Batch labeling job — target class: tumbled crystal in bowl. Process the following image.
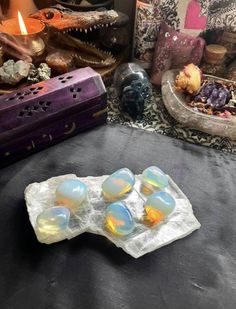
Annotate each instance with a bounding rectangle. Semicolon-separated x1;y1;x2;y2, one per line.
161;70;236;140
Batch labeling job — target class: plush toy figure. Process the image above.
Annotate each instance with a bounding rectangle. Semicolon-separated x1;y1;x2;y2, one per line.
150;23;205;86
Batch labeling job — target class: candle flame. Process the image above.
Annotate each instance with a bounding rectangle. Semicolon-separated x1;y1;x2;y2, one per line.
18;11;28;35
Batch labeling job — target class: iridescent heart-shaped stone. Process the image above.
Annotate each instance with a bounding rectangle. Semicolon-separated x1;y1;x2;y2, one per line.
102;168;135;201
55;179;88;210
36;206;70;235
142;166;169;193
143;191;175;227
105;201;135;236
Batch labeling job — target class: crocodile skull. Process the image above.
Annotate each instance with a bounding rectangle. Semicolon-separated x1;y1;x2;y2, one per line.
30;5;119;33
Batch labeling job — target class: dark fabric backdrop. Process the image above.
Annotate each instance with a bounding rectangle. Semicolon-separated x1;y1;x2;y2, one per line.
0;124;236;309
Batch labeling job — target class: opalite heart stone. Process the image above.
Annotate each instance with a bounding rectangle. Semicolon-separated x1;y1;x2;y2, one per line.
36;206;70;235
105;201;135;236
142;166;169;193
55;179;88;210
143;191;175;227
102;168;135;201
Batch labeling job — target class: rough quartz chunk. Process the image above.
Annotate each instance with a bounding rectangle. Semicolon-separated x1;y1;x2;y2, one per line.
28;63;51;83
0;59;30;85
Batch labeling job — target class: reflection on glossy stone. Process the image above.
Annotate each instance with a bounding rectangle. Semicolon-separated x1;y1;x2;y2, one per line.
102;168;135;201
113;63;152;120
142;166;169;194
36;206;70;235
105;201;135;236
143;191;175;227
55;179;88;210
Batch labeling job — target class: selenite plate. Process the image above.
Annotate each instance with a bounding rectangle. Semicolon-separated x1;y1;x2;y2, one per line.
25;174;200;258
162;70;236;140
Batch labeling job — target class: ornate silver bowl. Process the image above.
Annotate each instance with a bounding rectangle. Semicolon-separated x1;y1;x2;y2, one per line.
161;70;236;140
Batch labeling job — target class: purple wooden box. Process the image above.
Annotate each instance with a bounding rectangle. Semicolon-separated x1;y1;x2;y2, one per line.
0;67;107;167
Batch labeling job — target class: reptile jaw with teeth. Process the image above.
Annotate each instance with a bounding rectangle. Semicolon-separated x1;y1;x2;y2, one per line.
30;5;120;69
30;5;118;33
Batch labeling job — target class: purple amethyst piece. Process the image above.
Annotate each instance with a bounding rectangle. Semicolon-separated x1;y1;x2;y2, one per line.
194;82;230;108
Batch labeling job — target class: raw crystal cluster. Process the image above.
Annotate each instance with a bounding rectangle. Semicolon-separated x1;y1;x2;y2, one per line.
0;59;30;85
194;82;230;108
27;63;51;83
192;81;236;116
0;60;51;85
25;172;201;258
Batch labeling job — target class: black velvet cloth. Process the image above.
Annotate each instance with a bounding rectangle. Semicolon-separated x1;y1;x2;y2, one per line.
0;124;236;309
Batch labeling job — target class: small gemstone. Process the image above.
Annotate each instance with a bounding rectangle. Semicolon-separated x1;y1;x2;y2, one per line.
173;35;178;41
55;179;88;210
102;168;135;201
105;201;135;236
143;192;176;227
36;206;70;235
142;166;169;192
165;32;170;38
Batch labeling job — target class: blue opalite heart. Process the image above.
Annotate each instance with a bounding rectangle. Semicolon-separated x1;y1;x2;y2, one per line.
144;191;175;227
105;201;135;236
102;168;135;201
36;206;70;235
55;179;88;210
142;166;169;192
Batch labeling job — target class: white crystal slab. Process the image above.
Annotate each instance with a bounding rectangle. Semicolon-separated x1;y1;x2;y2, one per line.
24;174;201;258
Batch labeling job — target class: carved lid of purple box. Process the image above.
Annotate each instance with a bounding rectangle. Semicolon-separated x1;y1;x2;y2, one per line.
0;67;106;137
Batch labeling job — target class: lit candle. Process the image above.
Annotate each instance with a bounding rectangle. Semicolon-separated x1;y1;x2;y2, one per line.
0;12;46;57
18;11;28;35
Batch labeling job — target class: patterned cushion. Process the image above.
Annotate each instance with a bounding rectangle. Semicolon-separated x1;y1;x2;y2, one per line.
150;23;205;86
158;0;236;33
207;0;236;31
